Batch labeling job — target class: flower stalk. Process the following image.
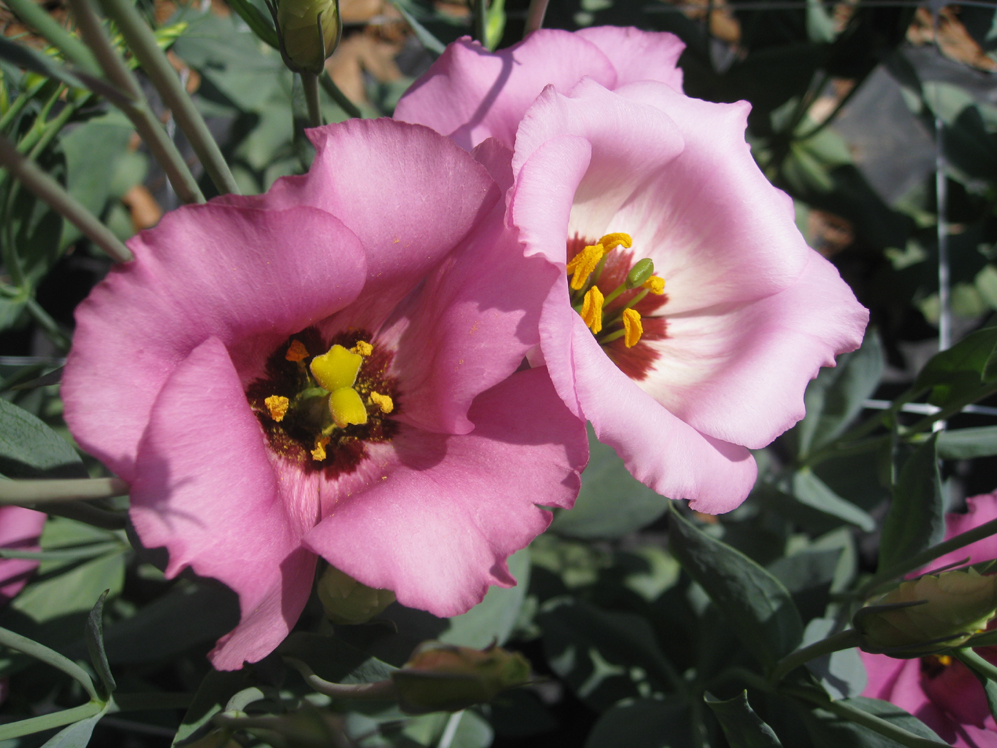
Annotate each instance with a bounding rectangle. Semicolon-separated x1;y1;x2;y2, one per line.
769;629;861;682
0;477;128;506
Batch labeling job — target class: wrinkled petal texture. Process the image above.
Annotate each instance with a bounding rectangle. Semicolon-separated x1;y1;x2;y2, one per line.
63;204;366;482
575;26;684;90
130;337;317;670
0;506;45;604
304;367;587;616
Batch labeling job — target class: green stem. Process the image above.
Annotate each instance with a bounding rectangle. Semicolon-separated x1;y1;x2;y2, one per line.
0;80;48;132
782;687;949;748
769;629;861;682
96;0;240;196
0;477;128;506
907;382;997;435
0;133;133;262
953;648;997;682
67;0;204;205
0;542;124;561
301;72;322;129
283;658;398;700
0;626;100;701
319;72;362;119
473;0;487;45
25;296;71;349
522;0;549;35
3;0;102;75
0;701;104;742
44;501;129;530
860;515;997;597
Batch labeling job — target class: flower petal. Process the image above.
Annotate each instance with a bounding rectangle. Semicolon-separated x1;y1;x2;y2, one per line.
0;506;46;604
395;31;617;151
304;367;587;617
641;254;868;448
575;27;685;90
63;204;366;482
130;337;315;669
558;309;757;512
933;491;997;569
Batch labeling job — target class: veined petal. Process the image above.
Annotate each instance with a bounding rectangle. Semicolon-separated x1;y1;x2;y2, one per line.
395;31;617;151
0;506;46;603
63;205;366;482
575;27;684;90
130;337;316;670
304;367;587;617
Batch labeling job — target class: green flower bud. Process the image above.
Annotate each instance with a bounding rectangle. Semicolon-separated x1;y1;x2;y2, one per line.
277;0;341;74
854;568;997;656
391;642;532;714
625;258;655;289
316;565;394;625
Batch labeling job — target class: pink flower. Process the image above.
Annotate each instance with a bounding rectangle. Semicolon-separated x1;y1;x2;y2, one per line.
0;506;46;604
63;119;587;670
862;492;997;748
397;28;869;512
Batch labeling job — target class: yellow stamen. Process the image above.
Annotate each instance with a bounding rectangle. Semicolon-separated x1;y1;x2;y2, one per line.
580;287;604;334
352;340;373;356
937;655;952;666
369;391;394;414
310;345;363;392
285;339;309;362
311;435;330;461
329;387;368;428
566;243;604;290
642;276;665;295
622;308;643;348
598;232;632;251
264;395;290;423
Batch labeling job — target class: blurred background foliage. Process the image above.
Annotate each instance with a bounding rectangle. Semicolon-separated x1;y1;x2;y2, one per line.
0;0;996;745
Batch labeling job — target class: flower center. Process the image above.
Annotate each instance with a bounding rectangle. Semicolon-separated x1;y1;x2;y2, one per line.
246;327;400;477
566;233;669;381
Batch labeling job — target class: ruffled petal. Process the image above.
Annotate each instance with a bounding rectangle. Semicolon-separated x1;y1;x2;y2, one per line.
304;367;587;616
63;204;366;481
395;31;617;151
640;254;868;448
130;337;315;669
0;506;46;603
575;27;685;90
561;310;757;512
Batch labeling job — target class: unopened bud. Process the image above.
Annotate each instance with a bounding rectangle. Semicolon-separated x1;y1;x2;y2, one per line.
625;258;655;289
392;642;531;714
277;0;341;74
854;568;997;656
317;565;394;625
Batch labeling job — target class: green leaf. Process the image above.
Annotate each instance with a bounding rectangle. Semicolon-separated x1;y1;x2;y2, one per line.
39;701;109;748
878;434;945;573
550;426;667;539
584;698;693;748
799;618;866;699
789;470;876;532
172;670;250;747
226;0;280;49
386;0;446;55
84;589;115;697
536;597;678;711
11;550;126;624
937;426;997;459
913;326;997;406
0;397;86;479
798;696;944;747
705;691;783;748
0;625;99;701
440;548;528;648
279;632;397;685
668;505;803;666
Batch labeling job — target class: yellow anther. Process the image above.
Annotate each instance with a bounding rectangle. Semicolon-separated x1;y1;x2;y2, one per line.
566;243;604;290
580;287;604;334
329;387;368;428
642;276;665;295
310;345;363;392
622;308;643;348
937;655;952;666
369;391;394;414
311;435;330;461
352;340;373;357
264;395;290;423
285;339;309;362
598;232;632;251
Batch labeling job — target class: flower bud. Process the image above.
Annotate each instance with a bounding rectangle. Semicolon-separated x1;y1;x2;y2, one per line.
854;568;997;656
317;565;394;625
391;642;531;714
625;258;655;289
276;0;341;74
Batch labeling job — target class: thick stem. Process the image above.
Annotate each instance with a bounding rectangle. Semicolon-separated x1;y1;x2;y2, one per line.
522;0;549;35
0;477;128;505
96;0;240;196
3;0;101;75
473;0;487;45
283;658;398;700
0;701;104;742
319;72;362;119
0;134;133;262
769;629;861;682
301;72;323;129
0;626;100;701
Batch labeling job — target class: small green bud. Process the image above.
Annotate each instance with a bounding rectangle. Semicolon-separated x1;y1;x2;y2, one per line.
391;642;532;714
625;258;655;289
854;568;997;656
277;0;341;74
316;565;394;625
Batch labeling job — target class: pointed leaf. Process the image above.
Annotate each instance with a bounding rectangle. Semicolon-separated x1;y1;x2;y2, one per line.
705;691;783;748
914;326;997;406
84;589;116;697
39;702;110;748
226;0;280;49
0;398;87;479
937;426;997;459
